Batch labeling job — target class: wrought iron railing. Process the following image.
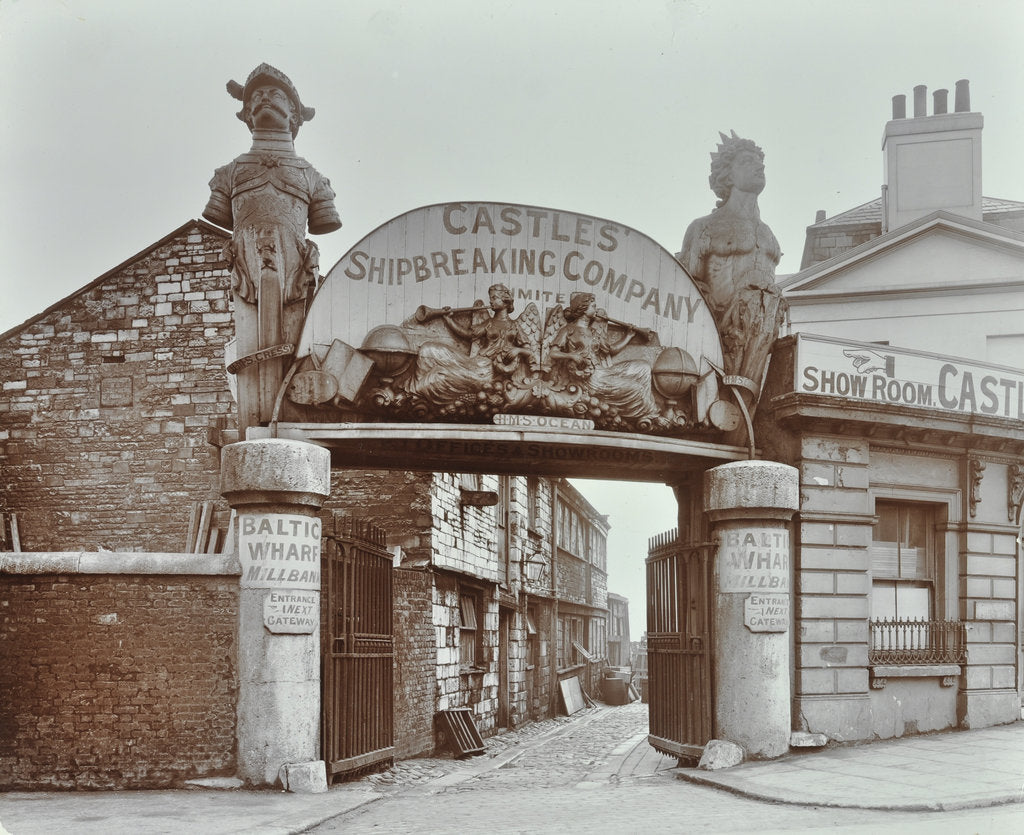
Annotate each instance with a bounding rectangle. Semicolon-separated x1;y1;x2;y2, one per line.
868;618;967;665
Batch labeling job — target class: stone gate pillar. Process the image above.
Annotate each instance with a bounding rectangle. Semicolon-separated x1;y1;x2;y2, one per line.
704;460;799;758
221;438;330;786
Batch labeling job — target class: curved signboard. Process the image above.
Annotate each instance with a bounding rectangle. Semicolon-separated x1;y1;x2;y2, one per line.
289;202;726;437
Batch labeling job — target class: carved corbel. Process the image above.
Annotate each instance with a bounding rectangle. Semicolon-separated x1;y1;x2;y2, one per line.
941;675;958;688
1009;463;1024;524
870;677;887;690
968;457;986;518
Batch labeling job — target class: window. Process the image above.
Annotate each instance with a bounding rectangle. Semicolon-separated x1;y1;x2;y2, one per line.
590;529;607;571
525;608;539;669
589;617;607;661
496;476;510;580
557;614;583;668
459;593;480;669
871;501;934;621
526;476;541;531
868;499;966;666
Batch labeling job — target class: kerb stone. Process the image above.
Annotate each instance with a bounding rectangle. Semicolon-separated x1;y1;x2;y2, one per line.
698;739;744;771
282;760;328;793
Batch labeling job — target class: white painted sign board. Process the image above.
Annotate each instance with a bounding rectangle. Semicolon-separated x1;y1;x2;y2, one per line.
796;333;1024;419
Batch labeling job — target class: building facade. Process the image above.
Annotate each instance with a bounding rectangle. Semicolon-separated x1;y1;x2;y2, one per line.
763;80;1024;740
783;80;1024;364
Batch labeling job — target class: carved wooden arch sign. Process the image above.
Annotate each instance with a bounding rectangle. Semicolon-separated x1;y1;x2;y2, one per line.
287;201;731;441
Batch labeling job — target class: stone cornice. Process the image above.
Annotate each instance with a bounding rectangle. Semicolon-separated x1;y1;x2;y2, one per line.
0;551;239;575
769;392;1024;457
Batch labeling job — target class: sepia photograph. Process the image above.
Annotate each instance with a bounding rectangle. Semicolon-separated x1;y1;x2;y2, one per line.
1;2;1023;833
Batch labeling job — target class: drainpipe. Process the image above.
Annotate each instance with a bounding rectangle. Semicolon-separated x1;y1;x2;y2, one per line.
550;480;559;718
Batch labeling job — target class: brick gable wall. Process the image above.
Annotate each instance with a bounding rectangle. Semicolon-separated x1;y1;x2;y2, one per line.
0;222;234;552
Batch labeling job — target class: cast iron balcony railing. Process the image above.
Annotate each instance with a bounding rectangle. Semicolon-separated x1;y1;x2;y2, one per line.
868;618;967;666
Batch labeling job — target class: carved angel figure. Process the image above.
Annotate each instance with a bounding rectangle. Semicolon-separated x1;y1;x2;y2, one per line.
543;292;658;420
411;284;540;405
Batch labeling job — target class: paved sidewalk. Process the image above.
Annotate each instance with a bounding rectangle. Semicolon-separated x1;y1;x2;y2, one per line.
2;708;1023;834
0;705;656;835
676;719;1024;812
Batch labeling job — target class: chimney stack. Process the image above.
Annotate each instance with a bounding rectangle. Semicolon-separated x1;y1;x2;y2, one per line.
913;85;927;117
882;79;983;231
955;79;970;112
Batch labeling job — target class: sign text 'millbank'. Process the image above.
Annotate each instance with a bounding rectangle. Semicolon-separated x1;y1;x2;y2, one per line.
238;513;321;589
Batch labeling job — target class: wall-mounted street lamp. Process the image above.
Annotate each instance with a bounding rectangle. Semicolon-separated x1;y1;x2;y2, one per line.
522;555;546;583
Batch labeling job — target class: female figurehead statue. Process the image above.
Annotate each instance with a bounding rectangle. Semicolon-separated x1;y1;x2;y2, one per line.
678;131;786;396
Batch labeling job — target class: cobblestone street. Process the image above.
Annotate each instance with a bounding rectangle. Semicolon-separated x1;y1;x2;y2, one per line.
306;703;1020;834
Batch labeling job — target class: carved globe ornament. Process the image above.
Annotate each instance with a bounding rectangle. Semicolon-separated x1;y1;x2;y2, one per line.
360;325;416;378
651;347;699;400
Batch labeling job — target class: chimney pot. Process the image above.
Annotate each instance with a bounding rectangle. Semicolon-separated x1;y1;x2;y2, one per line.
892;95;906;119
815;210;826;223
933;89;948;115
913;85;927;117
955;79;971;112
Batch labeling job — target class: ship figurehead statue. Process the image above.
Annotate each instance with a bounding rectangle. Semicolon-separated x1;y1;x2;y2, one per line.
677;131;789;449
203;63;341;434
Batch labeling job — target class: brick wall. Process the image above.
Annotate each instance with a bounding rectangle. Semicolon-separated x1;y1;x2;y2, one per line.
0;566;237;789
555;551;587;605
392;567;435;758
0;221;234;552
799;221;881;268
328;469;434;563
431;473;502;582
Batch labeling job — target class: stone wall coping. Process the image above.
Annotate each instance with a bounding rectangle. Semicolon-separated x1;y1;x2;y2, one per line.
0;551;241;576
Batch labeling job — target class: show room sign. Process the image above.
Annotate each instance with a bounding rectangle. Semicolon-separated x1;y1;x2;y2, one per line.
796;333;1024;419
238;512;322;590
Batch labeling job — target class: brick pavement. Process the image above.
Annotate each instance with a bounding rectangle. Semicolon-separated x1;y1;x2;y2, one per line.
362;702;670;793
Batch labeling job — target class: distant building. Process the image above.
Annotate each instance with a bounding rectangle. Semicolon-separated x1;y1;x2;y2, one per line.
606;592;631;667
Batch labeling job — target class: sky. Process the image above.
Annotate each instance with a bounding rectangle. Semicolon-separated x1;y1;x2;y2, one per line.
2;0;1023;637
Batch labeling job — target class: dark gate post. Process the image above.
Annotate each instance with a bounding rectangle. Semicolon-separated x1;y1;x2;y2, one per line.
704;460;799;758
221;438;330;787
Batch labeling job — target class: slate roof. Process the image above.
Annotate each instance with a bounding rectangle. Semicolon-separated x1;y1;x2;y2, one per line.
811;196;1024;229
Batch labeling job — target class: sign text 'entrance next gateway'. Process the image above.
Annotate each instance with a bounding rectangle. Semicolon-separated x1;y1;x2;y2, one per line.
287;202;731;437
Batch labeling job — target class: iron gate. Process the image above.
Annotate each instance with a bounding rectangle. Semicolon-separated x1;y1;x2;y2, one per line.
321;515;394;781
646;531;713;761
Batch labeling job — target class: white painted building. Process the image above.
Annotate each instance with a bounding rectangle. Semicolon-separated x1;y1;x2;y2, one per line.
781;80;1024;368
